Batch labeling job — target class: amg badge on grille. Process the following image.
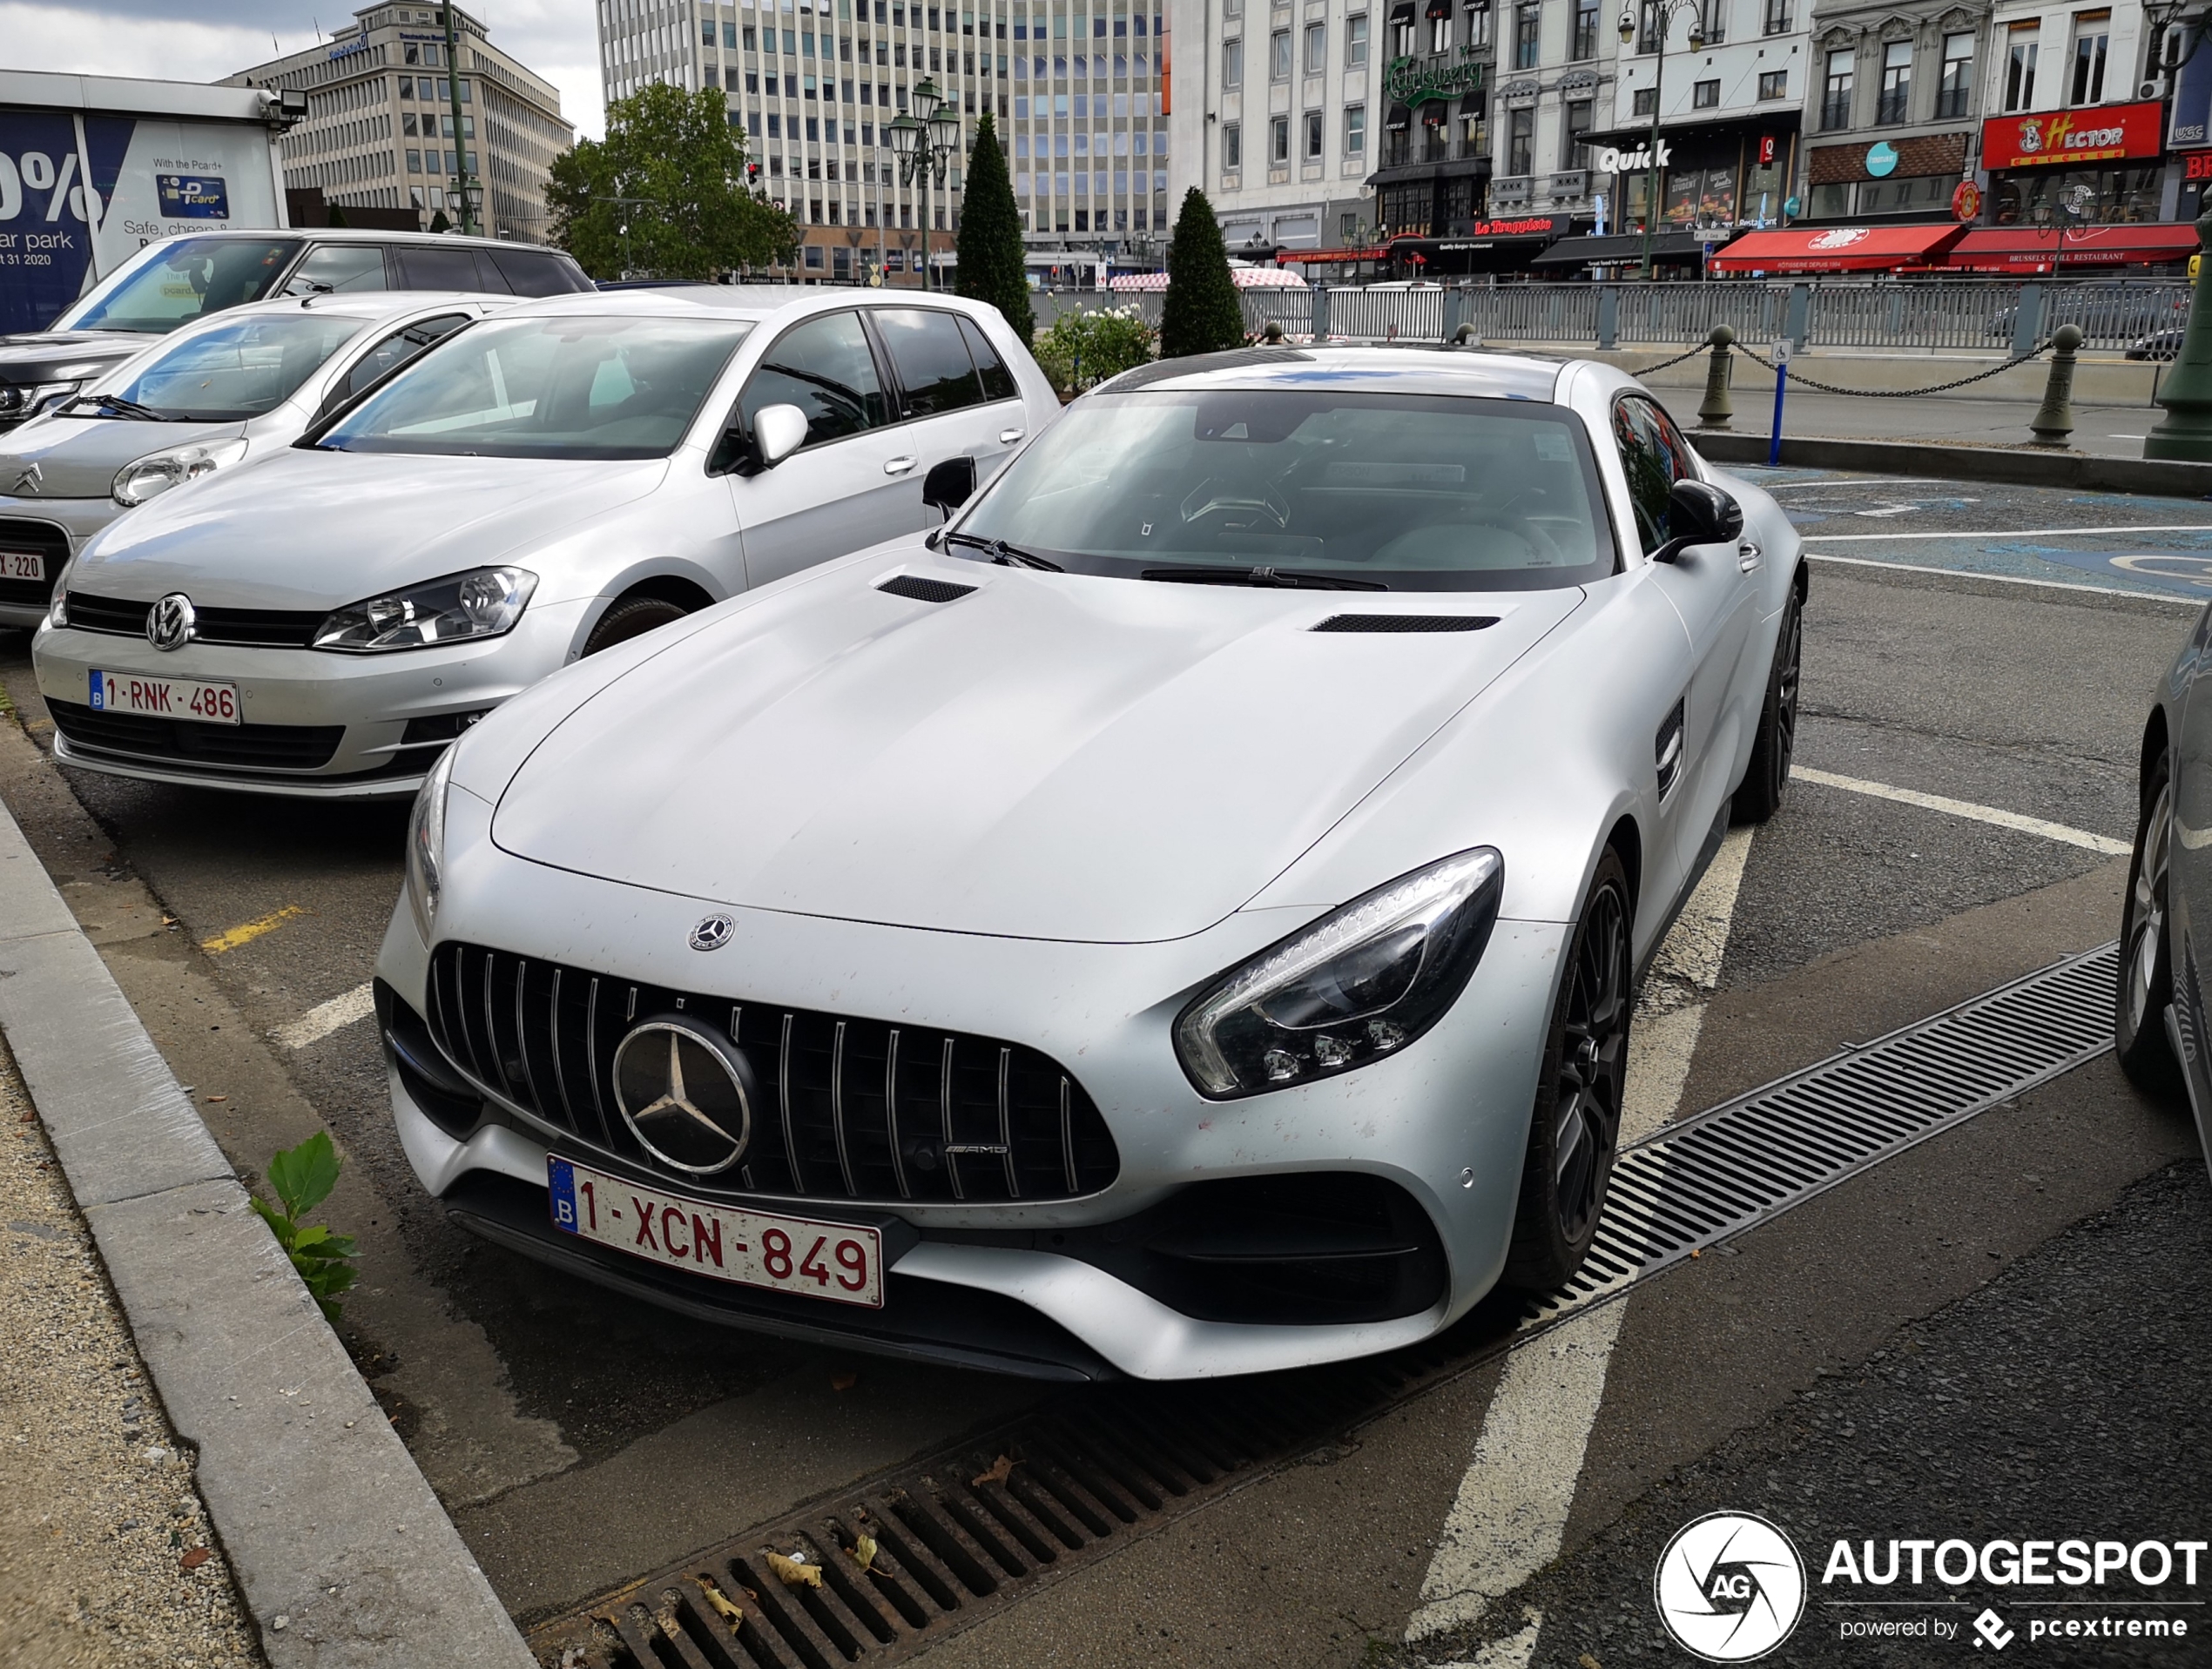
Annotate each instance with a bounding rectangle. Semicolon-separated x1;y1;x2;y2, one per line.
611;1020;757;1175
689;913;735;952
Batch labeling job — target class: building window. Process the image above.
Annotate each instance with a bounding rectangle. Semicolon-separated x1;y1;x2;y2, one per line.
1514;2;1540;67
1632;85;1656;115
1223;37;1242;85
1432;11;1452;53
1691;77;1719;107
1271;28;1291;78
1507;106;1533;173
1764;0;1791;34
1700;0;1725;44
1393;13;1416;54
2071;10;2109;104
1822;46;1853;129
2005;22;2038;111
1305;109;1324;157
1563;97;1592;163
1347;12;1368;65
1467;2;1491;50
1573;0;1598;60
1305;20;1326;71
1346;103;1366;153
1224;120;1241;168
1757;68;1787;98
1425;110;1449;158
1936;31;1973;118
1271;112;1291;162
1878;39;1911;123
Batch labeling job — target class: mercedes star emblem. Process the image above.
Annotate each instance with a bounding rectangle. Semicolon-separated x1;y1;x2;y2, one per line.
146;592;196;653
690;913;736;952
610;1020;756;1175
11;462;41;495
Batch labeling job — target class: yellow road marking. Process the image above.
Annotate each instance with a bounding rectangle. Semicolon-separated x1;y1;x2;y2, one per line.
201;906;307;954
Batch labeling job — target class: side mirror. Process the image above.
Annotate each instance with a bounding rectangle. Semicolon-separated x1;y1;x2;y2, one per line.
753;403;809;469
1654;479;1743;563
921;454;976;520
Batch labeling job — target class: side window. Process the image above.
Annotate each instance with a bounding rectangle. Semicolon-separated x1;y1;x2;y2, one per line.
1612;396;1689;555
392;244;509;293
488;247;588;295
340;312;472;401
738;311;888;446
873;307;983;418
285;243;388;295
957;315;1020;403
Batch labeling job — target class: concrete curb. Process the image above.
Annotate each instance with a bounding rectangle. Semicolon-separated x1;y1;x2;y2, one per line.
0;800;535;1668
1693;430;2212;498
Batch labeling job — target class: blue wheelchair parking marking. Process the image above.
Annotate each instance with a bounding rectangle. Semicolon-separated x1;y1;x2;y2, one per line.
548;1157;579;1234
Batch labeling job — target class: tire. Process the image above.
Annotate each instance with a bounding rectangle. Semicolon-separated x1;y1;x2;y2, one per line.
1731;574;1804;824
2117;745;2185;1100
583;593;691;656
1506;847;1634;1291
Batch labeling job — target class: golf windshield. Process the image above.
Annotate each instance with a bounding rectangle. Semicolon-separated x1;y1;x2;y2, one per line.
83;313;365;421
952;390;1619;590
61;239;303;333
314;315;754;461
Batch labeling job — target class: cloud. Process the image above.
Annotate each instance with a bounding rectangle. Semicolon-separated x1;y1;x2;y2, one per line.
0;0;604;139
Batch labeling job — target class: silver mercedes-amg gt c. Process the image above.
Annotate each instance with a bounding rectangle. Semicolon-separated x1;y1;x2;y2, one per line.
373;345;1807;1381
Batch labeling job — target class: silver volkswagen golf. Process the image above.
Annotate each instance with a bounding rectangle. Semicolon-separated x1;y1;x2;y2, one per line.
30;286;1055;797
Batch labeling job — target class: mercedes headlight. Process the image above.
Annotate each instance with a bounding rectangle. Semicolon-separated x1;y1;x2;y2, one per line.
1174;848;1504;1099
112;437;250;507
406;745;454;943
314;567;537;653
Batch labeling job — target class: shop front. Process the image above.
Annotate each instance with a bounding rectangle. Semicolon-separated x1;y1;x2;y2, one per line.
1582;117;1797;245
1979;102;2167;228
1803;132;1976;225
1943;222;2199;273
1705;222;1966;274
1384;214;1582;276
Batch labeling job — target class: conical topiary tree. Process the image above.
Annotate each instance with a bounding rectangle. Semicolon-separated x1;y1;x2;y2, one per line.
428;208;452;234
956;114;1034;343
325;202;349;228
1159;187;1244;359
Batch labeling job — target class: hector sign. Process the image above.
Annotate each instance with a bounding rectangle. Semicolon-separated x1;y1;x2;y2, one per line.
1981;99;2165;170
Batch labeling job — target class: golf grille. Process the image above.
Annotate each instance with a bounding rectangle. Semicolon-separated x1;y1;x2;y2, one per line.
62;592;326;648
48;699;344;770
423;943;1119;1206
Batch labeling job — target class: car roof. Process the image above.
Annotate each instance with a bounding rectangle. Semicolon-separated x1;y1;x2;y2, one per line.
190;290;500;326
148;225;563;253
488;285;1002;326
1094;345;1569;403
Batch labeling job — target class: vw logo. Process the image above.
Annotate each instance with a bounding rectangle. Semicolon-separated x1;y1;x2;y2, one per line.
610;1020;756;1176
146;592;196;652
689;912;736;952
1653;1511;1805;1662
11;462;41;495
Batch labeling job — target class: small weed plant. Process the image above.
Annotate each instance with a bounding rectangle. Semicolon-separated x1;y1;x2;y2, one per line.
251;1131;358;1323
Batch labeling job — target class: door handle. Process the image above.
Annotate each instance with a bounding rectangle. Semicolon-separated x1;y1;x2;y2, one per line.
998;427;1026;445
885;456;918;475
1738;540;1764;572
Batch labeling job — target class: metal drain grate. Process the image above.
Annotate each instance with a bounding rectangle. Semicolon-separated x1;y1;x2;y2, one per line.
525;943;2120;1668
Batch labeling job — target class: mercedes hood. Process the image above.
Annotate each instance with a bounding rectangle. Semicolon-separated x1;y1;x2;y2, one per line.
69;448;669;612
489;555;1584;943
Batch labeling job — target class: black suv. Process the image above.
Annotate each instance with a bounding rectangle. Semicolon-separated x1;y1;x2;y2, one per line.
0;228;590;432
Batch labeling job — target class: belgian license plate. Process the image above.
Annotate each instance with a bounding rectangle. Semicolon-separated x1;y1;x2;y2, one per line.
547;1156;885;1309
89;670;241;725
0;548;44;582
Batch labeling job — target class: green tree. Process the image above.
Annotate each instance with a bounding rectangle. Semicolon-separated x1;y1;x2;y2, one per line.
428;208;451;233
325;202;349;228
955;114;1033;342
1159;188;1244;359
549;83;799;280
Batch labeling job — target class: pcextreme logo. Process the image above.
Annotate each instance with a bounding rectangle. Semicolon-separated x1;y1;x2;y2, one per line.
1654;1511;1808;1662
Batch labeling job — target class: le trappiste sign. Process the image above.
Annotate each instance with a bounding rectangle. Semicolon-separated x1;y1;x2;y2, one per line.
1980;101;2164;171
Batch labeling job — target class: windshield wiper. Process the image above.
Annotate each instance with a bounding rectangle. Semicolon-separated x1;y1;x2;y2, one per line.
1140;564;1387;591
942;531;1063;571
62;392;172;422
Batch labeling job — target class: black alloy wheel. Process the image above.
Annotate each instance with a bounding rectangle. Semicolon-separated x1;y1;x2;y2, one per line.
1731;574;1804;824
1507;847;1634;1290
583;593;692;656
2116;747;2184;1099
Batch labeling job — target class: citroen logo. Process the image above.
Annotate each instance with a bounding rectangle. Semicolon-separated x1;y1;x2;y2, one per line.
690;913;736;952
147;592;195;652
610;1020;756;1176
11;462;40;495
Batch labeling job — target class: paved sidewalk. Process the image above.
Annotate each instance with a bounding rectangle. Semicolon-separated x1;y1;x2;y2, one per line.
1676;389;2169;459
0;1039;263;1669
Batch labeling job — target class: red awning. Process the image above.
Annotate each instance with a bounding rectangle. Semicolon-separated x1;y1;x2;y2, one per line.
1942;224;2202;272
1706;224;1966;273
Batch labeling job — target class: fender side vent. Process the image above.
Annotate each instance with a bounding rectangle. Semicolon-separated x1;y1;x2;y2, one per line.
879;575;978;604
1311;614;1500;634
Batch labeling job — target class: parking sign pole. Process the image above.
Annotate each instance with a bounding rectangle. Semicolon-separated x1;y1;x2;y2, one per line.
1769;339;1790;468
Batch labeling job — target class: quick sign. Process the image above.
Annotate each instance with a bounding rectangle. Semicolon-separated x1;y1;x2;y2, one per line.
1593;140;1674;174
1980;101;2164;170
157;174;230;219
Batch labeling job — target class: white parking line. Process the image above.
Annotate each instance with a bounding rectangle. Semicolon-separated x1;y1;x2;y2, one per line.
1762;478;1952;490
273;981;376;1051
1802;523;2212;542
1804;550;2191;606
1791;766;2130;855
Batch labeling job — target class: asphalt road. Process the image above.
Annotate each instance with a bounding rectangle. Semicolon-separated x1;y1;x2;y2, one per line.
1;468;2207;1664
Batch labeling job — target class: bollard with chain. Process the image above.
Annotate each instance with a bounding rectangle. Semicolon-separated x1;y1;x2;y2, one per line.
1697;325;1736;430
1262;319;1285;344
1453;322;1479;347
2029;324;2084;447
2147;208;2212;461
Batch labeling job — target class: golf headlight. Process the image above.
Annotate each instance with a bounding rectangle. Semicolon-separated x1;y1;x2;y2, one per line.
1174;848;1504;1098
112;437;249;506
314;567;536;653
406;745;454;943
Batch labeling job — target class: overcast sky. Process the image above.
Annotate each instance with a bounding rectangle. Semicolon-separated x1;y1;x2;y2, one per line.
3;0;606;139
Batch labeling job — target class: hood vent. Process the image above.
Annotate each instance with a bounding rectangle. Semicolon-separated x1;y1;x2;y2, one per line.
1312;614;1500;634
878;574;978;604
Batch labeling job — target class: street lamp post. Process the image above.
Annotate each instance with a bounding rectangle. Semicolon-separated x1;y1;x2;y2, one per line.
887;77;961;290
439;1;482;236
1617;2;1705;281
